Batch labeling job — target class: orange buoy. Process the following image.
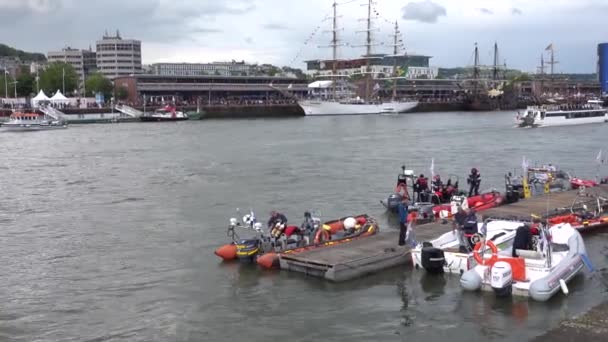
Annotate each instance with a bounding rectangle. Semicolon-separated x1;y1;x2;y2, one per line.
214;243;238;261
256;252;280;269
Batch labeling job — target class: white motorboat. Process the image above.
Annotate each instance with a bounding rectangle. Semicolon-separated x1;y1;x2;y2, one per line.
516;100;608;127
140;105;188;122
1;112;67;132
299;99;418;116
460;222;587;302
412;219;524;274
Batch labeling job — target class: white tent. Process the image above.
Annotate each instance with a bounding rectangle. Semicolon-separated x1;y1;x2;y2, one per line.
50;90;70;104
31;90;50;107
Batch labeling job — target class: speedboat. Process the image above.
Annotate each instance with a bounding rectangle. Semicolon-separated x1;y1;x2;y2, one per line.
411;219;524;274
1;112;67;131
460;222;587;301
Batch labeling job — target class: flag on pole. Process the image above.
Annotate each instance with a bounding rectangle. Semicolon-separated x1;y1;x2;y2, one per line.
545;43;553;51
521;156;529;170
430;158;435;178
596;150;603;164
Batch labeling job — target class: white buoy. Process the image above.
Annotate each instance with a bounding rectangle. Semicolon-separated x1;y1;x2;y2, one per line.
559;279;569;295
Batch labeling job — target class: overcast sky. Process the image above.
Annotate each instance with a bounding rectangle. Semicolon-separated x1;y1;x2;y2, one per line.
1;0;607;73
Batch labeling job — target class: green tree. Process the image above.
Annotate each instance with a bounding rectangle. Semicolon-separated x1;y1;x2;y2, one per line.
39;62;78;96
116;86;129;100
16;67;35;97
85;72;113;98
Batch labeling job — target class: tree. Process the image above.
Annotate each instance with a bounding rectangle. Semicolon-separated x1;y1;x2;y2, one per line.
16;72;35;97
85;72;113;98
116;86;129;100
39;62;78;96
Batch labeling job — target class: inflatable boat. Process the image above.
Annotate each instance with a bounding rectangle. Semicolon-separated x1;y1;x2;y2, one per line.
214;211;321;263
460;222;587;302
256;214;379;269
432;191;504;219
411;219;524;274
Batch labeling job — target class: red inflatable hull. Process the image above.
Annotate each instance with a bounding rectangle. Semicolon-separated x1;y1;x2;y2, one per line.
214;243;238;261
548;214;608;231
432;192;504;218
570;178;598;189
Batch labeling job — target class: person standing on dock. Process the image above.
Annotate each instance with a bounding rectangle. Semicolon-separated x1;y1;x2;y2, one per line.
467;168;481;197
453;206;468;253
397;197;409;246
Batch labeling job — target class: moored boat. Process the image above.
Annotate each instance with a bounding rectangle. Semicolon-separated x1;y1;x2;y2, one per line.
256;214;379;269
412;219;524;274
460;222;588;301
140;105;189;122
1;112;67;131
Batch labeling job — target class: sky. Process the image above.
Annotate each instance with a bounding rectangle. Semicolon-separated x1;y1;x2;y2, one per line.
1;0;607;73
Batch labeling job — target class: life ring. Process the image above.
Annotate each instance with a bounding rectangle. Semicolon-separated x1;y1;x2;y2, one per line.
473;240;498;266
313;229;331;244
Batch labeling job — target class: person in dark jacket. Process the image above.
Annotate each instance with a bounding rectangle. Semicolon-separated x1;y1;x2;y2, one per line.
397;198;409;246
414;174;429;202
467;168;481;197
267;211;288;229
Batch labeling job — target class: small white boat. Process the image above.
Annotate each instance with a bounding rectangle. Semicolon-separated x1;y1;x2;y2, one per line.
298;99;418;116
516;100;608;127
460;222;587;302
140;105;189;122
1;112;67;132
411;219;524;274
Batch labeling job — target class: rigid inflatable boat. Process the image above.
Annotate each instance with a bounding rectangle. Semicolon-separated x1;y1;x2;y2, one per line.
460;222;587;302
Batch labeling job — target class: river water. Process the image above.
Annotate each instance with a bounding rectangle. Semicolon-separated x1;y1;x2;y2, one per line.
1;111;607;341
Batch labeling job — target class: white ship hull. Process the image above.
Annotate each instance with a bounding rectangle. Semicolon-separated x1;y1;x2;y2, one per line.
298;100;418;116
530;114;608;127
1;123;68;132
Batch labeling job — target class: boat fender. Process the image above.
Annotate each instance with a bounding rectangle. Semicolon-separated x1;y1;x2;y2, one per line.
473;240;498;266
559;279;569;295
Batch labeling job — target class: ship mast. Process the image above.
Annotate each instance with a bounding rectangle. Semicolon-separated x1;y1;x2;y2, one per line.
391;20;400;100
331;0;338;100
473;43;480;95
492;42;499;81
365;0;372;102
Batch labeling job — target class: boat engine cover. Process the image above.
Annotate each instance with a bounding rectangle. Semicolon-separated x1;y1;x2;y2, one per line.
491;261;513;296
387;193;403;210
421;246;445;273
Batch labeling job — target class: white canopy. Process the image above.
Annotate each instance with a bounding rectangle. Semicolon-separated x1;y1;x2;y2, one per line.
50;90;69;103
31;90;50;107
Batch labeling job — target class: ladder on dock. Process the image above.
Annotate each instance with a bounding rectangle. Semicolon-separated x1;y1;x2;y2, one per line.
114;104;143;118
39;106;66;120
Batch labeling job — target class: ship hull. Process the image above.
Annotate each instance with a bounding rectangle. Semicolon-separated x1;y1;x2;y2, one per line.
298;100;418;116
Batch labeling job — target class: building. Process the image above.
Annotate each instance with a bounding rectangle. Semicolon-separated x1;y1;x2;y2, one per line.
96;31;142;79
151;61;254;77
47;47;97;86
304;54;438;80
598;43;608;95
113;75;308;104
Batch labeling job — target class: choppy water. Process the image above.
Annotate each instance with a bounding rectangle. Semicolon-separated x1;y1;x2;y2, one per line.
1;111;607;341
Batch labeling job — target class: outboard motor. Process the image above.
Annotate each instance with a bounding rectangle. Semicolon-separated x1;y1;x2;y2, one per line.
235;238;261;262
386;193;403;211
421;243;446;274
490;261;513;297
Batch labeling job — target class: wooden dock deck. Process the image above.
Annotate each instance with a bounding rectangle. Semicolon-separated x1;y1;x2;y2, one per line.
279;185;608;282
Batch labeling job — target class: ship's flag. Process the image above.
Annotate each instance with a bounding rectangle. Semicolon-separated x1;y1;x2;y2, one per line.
430;158;435;178
522;156;529;170
373;83;380;91
597;150;603;164
545;43;553;51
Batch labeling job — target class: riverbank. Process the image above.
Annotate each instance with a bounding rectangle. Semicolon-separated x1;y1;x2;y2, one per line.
533;301;608;341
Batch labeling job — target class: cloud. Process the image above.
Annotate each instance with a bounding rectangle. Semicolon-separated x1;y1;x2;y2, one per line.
401;1;446;23
511;8;523;15
263;23;289;30
478;8;493;15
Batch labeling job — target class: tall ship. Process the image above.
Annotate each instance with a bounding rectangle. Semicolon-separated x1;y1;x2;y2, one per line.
297;0;418;116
